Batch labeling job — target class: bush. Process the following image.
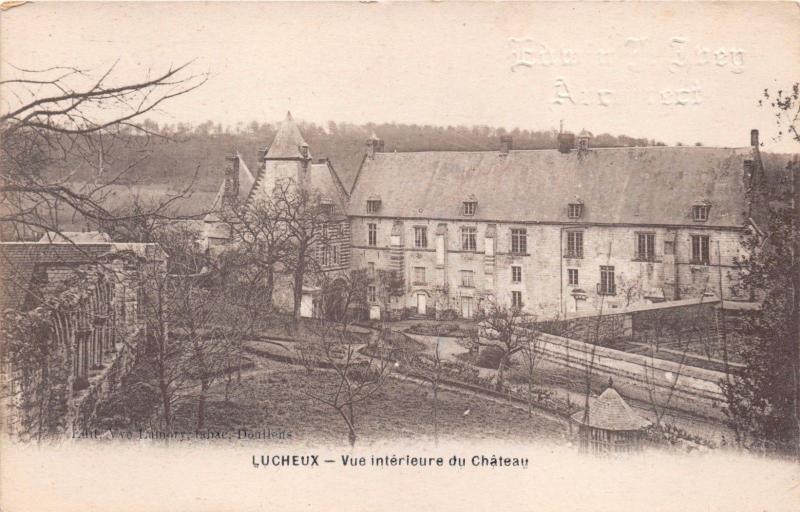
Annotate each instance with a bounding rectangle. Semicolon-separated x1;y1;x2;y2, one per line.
476;345;505;369
437;309;460;321
348;362;384;383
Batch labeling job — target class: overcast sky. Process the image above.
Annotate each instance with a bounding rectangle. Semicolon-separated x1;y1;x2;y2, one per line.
2;2;799;151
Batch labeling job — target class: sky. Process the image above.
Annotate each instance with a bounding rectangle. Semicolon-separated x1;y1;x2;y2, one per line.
2;1;799;151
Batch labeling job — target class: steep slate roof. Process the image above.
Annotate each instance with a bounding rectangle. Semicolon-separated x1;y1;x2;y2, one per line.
265;111;310;160
348;147;754;228
307;161;349;215
570;387;651;431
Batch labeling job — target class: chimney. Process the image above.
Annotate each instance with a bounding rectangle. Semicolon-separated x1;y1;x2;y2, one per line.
557;132;575;154
223;154;240;206
499;135;513;154
366;133;384;159
750;129;759;148
577;129;592;152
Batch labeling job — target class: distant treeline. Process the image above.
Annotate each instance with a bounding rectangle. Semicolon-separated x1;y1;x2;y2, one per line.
49;119;665;194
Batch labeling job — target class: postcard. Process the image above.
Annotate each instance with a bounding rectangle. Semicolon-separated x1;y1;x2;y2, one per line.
1;2;798;511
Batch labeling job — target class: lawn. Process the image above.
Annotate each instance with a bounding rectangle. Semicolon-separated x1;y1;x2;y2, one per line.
171;357;567;446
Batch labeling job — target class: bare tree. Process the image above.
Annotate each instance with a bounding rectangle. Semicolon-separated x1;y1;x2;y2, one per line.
132;224;200;431
133;223;245;431
521;328;544;418
639;297;710;432
302;271;391;446
271;179;332;325
1;61;208;241
398;328;446;444
224;195;293;315
465;300;536;393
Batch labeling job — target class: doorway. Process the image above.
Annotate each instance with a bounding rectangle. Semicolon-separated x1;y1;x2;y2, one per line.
416;293;427;315
461;296;474;318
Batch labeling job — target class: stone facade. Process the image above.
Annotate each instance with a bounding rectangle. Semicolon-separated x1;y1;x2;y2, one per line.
344;129;764;320
350;217;749;319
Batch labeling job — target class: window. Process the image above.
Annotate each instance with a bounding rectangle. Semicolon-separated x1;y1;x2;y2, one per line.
368;223;377;246
599;266;616;295
368;262;375;276
635;233;655;261
461;270;474;287
511;228;527;254
366;200;381;214
568;268;579;285
332;245;339;265
368;285;377;303
691;235;710;263
693;204;710;222
566;231;583;258
511;265;522;283
461;227;477;251
511;291;523;309
568;203;583;219
463;201;477;216
321;246;330;266
414;226;428;248
414;267;426;285
321;203;335;216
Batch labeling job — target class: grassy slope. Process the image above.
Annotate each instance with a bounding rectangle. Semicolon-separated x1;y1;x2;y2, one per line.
171;357;566;446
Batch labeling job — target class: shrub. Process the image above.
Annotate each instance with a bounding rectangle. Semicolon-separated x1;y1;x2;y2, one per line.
348;362;384;383
476;345;505;369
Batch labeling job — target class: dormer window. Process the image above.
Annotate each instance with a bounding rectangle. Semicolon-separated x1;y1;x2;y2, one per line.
366;199;381;214
568;203;583;219
462;194;478;216
320;199;334;217
693;203;710;222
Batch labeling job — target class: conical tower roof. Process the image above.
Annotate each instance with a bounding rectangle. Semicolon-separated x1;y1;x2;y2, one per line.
571;386;651;431
265;111;310;159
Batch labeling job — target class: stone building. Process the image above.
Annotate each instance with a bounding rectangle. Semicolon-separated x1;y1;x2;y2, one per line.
207;115;765;320
348;129;766;319
205;112;351;316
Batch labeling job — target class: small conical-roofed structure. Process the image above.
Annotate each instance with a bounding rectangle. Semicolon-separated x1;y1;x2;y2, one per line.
265;111;311;160
571;379;650;454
